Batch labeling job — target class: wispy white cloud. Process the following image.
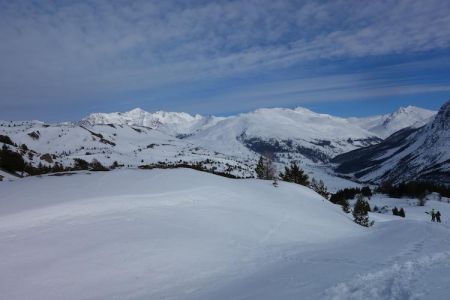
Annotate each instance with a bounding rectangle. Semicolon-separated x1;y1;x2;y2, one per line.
0;0;449;115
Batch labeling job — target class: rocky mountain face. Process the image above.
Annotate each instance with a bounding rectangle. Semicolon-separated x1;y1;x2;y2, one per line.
333;100;450;185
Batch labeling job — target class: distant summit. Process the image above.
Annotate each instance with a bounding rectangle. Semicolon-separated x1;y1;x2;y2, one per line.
334;101;450;185
348;106;436;138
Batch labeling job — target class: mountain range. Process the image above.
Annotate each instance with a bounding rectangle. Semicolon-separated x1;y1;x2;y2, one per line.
2;102;448;188
333;100;450;185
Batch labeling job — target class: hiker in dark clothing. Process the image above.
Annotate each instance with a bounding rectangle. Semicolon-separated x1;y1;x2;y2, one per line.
436;211;441;223
431;209;436;222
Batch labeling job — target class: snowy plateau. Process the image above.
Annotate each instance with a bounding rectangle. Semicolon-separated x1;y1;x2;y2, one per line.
1;103;450;300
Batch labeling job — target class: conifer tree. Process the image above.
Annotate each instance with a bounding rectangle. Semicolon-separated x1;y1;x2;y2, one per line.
353;194;371;227
398;207;406;218
339;198;351;213
311;179;329;199
280;163;309;186
392;207;399;216
255;156;265;179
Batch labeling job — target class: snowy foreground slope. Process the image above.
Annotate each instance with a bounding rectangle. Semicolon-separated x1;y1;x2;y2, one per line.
1;169;450;299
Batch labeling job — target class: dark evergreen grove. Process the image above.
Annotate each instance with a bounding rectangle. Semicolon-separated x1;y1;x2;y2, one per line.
329;187;368;204
377;181;450;199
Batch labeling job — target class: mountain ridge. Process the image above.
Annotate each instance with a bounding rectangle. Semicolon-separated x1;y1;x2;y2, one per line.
333;100;450;185
83;105;436;139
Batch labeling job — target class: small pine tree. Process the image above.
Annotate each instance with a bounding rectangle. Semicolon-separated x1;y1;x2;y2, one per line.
353;194;371;227
310;178;330;199
398;208;406;218
255;156;265;179
280;163;309;186
392;207;399;216
339;198;351;213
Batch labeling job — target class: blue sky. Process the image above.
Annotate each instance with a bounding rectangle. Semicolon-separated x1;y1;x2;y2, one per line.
0;0;449;121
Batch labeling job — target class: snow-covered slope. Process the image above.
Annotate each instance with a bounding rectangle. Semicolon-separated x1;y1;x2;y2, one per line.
0;120;253;177
348;106;436;138
1;169;450;299
188;107;380;160
0;169;360;299
334;100;450;184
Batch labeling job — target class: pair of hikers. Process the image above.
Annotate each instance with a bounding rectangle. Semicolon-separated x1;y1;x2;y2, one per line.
429;209;441;223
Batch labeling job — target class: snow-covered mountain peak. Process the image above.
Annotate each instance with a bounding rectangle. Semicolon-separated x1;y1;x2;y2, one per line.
124;107;146;114
84;108;192;126
388;105;433;119
83;108;223;136
349;105;436;138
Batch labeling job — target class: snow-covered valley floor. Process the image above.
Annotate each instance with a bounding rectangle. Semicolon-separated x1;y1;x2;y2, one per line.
1;169;449;299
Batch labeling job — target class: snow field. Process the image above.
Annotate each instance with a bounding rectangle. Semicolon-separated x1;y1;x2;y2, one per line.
0;169;360;300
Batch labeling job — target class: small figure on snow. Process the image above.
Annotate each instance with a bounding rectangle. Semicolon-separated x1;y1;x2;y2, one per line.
426;209;436;222
436;211;441;223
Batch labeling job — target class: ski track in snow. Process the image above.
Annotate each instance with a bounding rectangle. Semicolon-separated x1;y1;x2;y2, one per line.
323;251;450;300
